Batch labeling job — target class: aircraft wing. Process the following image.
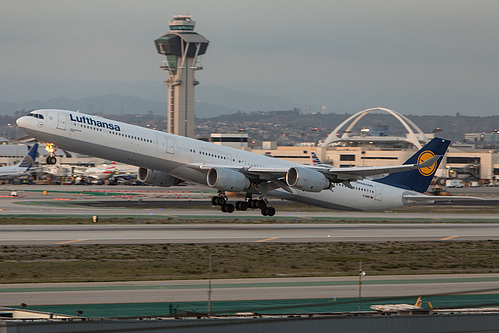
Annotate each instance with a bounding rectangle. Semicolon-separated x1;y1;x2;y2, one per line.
189;155;441;191
191;163;289;179
319;155;442;182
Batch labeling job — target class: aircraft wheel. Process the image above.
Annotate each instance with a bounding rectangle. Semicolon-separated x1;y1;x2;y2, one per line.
248;199;256;209
260;208;268;216
256;199;267;209
265;207;276;216
216;197;226;205
225;203;235;213
46;156;57;165
221;204;227;213
239;201;248;211
211;196;219;206
236;201;249;211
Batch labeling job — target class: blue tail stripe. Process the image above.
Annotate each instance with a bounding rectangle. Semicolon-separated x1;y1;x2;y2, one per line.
374;138;450;193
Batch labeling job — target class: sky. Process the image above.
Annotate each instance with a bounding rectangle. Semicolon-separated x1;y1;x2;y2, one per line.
2;0;499;116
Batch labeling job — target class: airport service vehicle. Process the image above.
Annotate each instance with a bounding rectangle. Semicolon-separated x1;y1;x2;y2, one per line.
446;179;464;188
0;143;38;180
17;109;474;215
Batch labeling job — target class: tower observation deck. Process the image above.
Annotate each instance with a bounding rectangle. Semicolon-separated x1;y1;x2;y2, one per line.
154;15;209;137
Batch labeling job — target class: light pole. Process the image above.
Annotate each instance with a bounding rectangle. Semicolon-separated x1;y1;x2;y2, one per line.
358;261;366;313
208;253;212;316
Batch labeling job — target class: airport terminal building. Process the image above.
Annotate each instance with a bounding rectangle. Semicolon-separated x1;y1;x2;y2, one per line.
249;108;498;185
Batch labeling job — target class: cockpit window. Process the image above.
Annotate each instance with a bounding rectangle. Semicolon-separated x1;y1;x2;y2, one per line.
27;113;44;119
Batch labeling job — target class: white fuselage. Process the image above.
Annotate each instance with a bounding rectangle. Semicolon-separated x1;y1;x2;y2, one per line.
0;165;31;180
83;165;116;180
17;109;419;211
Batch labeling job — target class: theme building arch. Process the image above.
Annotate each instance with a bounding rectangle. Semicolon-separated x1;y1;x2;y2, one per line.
321;107;429;149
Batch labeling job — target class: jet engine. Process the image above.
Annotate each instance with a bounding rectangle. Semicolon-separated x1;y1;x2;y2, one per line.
286;167;330;192
138;168;181;187
207;168;250;192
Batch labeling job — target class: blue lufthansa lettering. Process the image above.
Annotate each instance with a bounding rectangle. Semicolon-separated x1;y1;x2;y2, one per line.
70;114;120;131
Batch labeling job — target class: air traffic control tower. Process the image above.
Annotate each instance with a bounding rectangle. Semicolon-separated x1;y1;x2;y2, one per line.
154;15;209;137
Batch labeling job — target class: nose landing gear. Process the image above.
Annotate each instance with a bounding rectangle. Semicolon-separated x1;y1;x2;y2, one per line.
45;143;57;165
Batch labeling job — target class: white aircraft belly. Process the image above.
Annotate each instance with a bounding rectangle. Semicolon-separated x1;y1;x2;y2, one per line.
269;182;405;211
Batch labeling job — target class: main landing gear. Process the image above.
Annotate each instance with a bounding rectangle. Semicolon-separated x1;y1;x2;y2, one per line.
211;192;276;216
45;143;57;165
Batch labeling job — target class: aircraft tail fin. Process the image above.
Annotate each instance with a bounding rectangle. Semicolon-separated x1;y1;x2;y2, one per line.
374;138;450;193
18;143;39;169
311;152;321;166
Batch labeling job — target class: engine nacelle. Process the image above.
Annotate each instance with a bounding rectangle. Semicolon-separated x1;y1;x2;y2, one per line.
207;168;251;192
286;167;330;192
138;168;181;187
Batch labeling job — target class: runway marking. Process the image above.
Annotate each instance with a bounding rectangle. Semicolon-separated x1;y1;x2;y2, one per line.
256;237;280;242
440;235;459;241
56;239;87;244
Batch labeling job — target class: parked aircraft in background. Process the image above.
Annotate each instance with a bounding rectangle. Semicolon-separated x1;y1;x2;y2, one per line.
17;109;482;216
43;165;73;178
43;163;115;181
0;143;38;180
79;162;116;181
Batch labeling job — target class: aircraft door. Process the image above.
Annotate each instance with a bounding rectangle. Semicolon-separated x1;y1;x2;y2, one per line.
374;186;382;201
57;113;67;130
166;138;175;154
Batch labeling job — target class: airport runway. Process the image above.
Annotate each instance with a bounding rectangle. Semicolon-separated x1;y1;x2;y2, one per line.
0;223;498;245
0;274;497;306
0;185;498;222
0;185;497;243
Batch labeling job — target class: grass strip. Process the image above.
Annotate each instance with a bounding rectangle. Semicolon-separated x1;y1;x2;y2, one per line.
0;241;497;283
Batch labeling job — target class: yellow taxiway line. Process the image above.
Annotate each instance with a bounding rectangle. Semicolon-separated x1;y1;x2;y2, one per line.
440;235;459;241
56;239;88;244
256;237;280;242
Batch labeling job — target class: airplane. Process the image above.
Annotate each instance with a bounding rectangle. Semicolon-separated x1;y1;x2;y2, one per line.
78;162;117;181
43;163;115;181
43;164;73;178
16;109;479;216
0;143;39;180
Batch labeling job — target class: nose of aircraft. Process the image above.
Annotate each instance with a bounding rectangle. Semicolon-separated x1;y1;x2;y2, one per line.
16;116;27;128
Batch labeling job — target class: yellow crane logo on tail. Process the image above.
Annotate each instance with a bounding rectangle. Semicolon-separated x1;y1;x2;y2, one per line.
417;150;437;176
